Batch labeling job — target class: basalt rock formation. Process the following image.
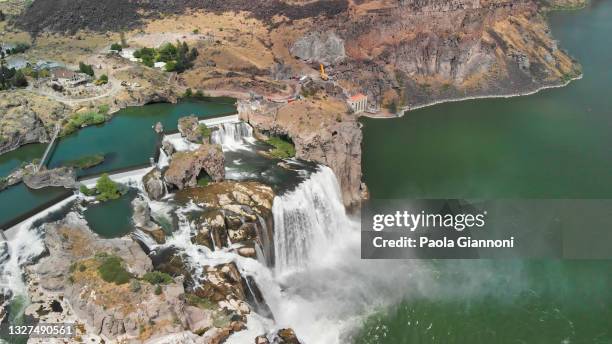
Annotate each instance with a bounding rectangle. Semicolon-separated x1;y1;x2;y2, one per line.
299;0;581;107
28;212;250;343
164;142;225;190
142;167;166;200
175;181;275;263
242;99;364;209
178;115;206;144
0;92;68;154
22;167;77;190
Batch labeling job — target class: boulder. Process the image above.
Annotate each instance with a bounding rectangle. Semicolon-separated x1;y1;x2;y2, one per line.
164;142;224;190
154;121;164;134
276;328;302;344
131;197;166;244
23;167;76;189
178;115;205;143
142;167;166;200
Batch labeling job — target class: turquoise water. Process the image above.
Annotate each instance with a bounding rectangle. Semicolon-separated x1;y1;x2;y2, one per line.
48;100;236;176
358;2;612;343
0;143;46;178
83;190;137;238
0;99;236;229
362;3;612;199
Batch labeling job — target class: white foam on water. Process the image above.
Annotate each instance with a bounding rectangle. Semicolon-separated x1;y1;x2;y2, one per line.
0;226;45;298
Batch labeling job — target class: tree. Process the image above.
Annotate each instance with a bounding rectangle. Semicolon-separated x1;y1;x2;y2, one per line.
79;62;95;77
96;74;108;85
12;70;28;88
95;174;121;201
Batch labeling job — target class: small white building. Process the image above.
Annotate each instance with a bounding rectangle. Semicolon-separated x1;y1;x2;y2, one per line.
348;93;367;114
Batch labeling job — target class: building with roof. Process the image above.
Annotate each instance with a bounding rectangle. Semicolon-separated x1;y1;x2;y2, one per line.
347;93;367;114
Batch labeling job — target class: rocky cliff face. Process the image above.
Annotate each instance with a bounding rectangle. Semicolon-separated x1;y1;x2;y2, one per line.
291;0;580;107
241;99;364;208
0;92;68;154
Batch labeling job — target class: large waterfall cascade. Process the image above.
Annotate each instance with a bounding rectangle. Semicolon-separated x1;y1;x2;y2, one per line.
272;165;357;276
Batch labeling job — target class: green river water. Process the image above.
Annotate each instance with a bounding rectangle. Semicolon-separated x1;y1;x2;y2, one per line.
0;99;235;229
357;2;612;343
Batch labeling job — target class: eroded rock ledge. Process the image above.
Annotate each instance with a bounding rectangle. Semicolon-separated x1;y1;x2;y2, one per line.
241;98;364;209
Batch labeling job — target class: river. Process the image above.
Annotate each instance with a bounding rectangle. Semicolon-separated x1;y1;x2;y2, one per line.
356;2;612;343
0;99;236;230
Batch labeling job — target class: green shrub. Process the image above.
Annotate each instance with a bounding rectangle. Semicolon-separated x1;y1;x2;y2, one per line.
96;74;108;85
79;62;94;77
142;271;173;285
79;184;96;196
154;285;162;295
97;255;131;285
266;136;296;159
183;88;193;97
198;124;211;138
12;70;28;88
79;264;86;272
97;104;110;114
197;176;211;187
130;279;141;292
110;43;123;51
95;174;121;201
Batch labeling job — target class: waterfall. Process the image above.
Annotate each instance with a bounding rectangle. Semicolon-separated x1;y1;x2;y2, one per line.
0;226;45;299
272;166;354;276
211;122;254;151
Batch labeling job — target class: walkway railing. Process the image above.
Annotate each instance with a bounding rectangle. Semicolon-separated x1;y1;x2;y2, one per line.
37;124;61;172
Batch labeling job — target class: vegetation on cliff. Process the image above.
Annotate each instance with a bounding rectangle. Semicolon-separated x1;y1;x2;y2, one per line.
266;136;296;159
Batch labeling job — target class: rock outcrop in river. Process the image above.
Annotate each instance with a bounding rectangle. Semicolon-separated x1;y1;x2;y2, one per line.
175;181;275;263
242;98;364;209
22;167;77;190
142;167;166;200
164;142;225;190
178;115;207;144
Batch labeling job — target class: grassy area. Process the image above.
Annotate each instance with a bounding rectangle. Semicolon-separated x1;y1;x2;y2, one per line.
63;104;110;135
266;136;296;159
185;294;217;310
63;154;105;169
96;253;132;285
197;175;211;187
142;271;173;285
